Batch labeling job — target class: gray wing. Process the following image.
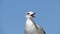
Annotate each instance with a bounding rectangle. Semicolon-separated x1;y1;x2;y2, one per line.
35;24;46;34
32;20;46;34
25;24;46;34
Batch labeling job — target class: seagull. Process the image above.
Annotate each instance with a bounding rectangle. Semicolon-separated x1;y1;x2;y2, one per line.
25;11;46;34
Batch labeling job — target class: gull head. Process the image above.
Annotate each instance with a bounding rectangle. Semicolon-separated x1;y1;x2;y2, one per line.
26;11;35;18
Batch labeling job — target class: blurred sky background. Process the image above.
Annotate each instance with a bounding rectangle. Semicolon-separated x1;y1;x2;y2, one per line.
0;0;60;34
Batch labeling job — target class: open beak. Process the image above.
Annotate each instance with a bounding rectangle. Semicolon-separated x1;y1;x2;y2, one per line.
30;13;35;17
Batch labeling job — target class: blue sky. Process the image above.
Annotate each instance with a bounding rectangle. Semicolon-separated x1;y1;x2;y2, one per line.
0;0;60;34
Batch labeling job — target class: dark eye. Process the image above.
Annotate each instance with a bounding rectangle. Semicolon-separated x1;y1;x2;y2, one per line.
27;13;30;15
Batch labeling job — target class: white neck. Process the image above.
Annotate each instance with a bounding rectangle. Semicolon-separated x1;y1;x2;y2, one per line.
25;17;37;31
26;18;33;26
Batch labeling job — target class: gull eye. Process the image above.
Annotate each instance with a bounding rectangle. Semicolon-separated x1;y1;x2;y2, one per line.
27;13;30;15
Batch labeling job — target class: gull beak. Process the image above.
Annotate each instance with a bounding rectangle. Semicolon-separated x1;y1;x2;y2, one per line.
30;13;35;18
